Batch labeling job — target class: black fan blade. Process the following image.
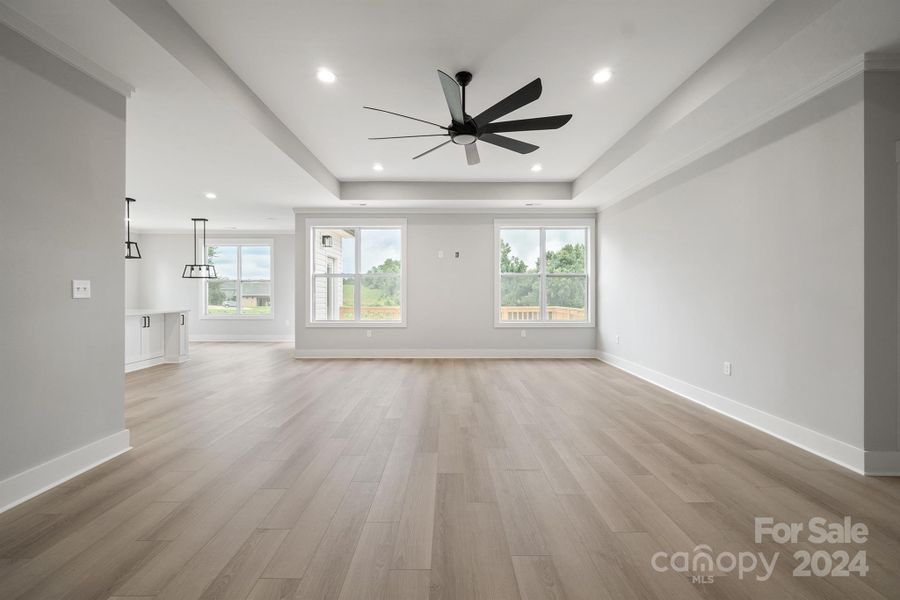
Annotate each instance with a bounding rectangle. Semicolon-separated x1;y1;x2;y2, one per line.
413;140;451;160
368;134;449;140
479;133;539;154
363;106;449;130
465;143;480;165
438;70;464;124
481;114;572;134
473;78;542;127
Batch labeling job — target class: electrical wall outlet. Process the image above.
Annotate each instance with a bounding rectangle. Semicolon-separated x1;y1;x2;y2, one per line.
615;334;620;344
454;251;460;258
72;280;91;299
437;250;444;259
366;329;373;338
520;329;527;338
723;361;732;376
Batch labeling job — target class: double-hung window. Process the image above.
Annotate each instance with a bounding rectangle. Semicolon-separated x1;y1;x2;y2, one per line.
308;219;406;326
495;219;593;326
203;239;273;318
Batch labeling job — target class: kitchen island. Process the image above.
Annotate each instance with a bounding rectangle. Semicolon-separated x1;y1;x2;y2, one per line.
125;308;190;372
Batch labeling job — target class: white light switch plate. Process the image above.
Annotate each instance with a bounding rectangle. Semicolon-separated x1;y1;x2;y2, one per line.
72;280;91;299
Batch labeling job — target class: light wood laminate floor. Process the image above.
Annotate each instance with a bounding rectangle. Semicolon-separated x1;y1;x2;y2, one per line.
1;342;899;600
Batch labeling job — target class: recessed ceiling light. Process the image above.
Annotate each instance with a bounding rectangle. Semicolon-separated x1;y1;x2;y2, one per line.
531;163;543;172
592;68;612;84
204;192;217;199
317;67;336;83
372;162;384;172
525;203;541;207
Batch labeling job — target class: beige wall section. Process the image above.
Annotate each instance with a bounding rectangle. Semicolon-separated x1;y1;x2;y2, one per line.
126;233;295;341
598;76;866;450
0;24;127;480
295;212;598;355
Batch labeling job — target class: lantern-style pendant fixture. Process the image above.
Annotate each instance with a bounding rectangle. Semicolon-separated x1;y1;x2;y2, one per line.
182;218;218;278
125;197;141;259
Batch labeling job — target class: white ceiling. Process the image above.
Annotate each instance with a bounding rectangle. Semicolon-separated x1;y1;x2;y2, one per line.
2;0;899;230
166;0;773;181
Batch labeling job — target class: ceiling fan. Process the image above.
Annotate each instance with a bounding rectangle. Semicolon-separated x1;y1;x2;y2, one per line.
364;70;572;166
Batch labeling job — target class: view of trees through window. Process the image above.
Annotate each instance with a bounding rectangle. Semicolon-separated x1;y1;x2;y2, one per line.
499;228;588;322
312;227;403;322
206;244;272;316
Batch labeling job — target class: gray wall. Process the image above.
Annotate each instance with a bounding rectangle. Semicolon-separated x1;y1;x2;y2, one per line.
598;76;866;449
863;71;900;452
295;212;597;354
0;25;127;479
126;233;295;340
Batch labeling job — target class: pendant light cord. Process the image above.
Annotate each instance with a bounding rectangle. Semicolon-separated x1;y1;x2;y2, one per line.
193;219;198;265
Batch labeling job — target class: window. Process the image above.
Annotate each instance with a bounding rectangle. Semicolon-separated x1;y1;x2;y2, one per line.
203;240;273;318
495;220;592;326
308;219;406;326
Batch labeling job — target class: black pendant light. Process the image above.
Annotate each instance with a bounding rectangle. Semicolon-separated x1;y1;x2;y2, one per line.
125;197;141;259
182;218;218;278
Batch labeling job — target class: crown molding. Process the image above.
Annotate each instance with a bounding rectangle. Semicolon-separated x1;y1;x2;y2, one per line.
864;53;900;71
293;206;597;216
0;3;134;98
340;180;573;201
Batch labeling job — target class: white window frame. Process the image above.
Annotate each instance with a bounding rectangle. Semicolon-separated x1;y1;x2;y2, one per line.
200;238;275;320
306;218;407;328
494;218;594;328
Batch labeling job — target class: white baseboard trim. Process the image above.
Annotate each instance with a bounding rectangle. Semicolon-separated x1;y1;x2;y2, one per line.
295;348;598;359
124;356;165;373
597;352;879;475
0;429;131;514
191;334;294;342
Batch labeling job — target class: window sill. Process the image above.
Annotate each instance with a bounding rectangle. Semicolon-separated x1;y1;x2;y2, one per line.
494;321;594;329
306;321;407;328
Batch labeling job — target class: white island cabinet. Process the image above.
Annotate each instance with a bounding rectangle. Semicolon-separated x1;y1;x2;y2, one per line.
125;309;190;372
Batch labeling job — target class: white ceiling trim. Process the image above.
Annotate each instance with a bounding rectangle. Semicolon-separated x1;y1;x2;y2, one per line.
0;2;134;97
293;206;596;216
340;181;572;201
597;55;866;211
572;0;840;198
109;0;340;198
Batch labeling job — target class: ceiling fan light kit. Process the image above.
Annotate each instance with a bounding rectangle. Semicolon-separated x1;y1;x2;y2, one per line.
365;69;572;166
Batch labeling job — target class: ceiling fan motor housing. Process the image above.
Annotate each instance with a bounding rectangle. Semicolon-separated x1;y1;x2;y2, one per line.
451;71;477;144
455;71;473;87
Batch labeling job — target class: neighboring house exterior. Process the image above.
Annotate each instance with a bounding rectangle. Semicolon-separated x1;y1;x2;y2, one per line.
313;230;347;320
